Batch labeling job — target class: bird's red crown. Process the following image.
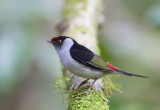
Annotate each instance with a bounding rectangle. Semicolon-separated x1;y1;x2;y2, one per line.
51;37;58;41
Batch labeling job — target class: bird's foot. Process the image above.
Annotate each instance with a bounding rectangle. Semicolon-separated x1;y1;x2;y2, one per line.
71;87;77;92
71;79;89;91
80;79;98;94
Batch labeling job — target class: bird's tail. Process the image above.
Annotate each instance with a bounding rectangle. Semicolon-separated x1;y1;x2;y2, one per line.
107;62;148;78
114;68;148;78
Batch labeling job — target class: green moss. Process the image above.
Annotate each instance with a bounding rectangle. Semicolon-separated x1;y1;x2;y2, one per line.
54;75;121;110
102;75;122;97
55;76;70;91
67;87;109;110
62;0;87;19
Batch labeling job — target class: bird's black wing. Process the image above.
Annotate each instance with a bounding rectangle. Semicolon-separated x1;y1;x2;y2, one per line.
70;43;109;71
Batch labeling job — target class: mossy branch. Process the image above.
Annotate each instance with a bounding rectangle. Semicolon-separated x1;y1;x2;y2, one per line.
56;0;118;109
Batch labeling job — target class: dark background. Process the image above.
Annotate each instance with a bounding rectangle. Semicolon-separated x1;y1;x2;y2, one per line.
0;0;160;110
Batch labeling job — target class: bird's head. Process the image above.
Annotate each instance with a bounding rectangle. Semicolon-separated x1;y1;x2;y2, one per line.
47;36;67;46
47;36;76;51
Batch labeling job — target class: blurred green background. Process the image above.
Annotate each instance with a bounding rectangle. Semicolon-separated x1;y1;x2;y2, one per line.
0;0;160;110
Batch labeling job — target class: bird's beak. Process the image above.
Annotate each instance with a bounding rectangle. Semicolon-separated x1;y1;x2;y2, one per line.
47;41;51;43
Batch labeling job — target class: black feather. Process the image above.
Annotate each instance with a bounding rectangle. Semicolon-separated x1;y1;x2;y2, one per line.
70;41;104;70
115;69;148;78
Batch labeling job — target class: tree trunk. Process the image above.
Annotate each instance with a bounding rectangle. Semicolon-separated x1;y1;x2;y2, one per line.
57;0;116;109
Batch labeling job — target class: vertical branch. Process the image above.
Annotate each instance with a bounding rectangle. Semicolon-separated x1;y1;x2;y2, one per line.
57;0;114;109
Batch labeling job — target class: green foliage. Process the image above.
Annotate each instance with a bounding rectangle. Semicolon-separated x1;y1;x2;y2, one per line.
67;87;109;110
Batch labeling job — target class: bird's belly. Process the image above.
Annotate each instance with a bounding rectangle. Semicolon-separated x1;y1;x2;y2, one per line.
62;58;103;79
58;49;104;79
70;66;104;79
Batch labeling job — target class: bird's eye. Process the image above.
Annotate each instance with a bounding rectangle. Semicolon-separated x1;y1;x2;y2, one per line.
57;40;62;44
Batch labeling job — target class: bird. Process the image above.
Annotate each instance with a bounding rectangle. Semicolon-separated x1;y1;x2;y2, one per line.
47;36;148;93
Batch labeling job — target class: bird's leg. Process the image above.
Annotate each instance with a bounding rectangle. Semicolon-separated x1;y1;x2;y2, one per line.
87;79;97;91
78;79;89;89
81;79;97;94
72;79;89;90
